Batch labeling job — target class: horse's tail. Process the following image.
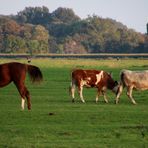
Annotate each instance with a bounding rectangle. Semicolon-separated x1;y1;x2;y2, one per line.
27;65;43;83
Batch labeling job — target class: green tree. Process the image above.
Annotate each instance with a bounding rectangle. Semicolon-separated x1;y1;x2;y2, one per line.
51;7;80;24
3;35;26;53
17;6;50;24
0;7;147;53
32;25;49;53
27;40;40;54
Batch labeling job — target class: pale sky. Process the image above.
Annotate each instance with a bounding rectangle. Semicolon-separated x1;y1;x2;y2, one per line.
0;0;148;33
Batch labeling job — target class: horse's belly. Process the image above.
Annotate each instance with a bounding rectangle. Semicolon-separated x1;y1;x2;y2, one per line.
0;79;11;87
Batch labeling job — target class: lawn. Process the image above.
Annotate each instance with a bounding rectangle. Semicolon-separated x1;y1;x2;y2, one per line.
0;58;148;148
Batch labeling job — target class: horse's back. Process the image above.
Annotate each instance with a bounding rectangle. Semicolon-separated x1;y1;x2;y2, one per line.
9;62;26;71
0;62;27;85
9;62;27;82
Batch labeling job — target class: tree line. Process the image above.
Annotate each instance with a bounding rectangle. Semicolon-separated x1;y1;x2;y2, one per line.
0;6;148;54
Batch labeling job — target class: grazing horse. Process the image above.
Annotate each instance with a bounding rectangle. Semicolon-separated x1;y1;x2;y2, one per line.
0;62;43;110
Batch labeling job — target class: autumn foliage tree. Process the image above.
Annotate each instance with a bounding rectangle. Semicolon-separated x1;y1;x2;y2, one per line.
0;17;49;53
0;6;147;54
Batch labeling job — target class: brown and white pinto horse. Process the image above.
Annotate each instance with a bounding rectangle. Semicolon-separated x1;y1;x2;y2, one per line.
70;69;119;103
0;62;43;110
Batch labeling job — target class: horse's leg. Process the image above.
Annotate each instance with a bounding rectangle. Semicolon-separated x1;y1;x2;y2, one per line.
21;98;25;110
24;86;31;110
14;82;31;110
16;84;26;110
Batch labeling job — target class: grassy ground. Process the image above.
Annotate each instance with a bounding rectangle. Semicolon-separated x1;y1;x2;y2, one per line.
0;58;148;148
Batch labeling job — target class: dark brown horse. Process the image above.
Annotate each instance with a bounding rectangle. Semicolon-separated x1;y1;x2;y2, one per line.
0;62;43;110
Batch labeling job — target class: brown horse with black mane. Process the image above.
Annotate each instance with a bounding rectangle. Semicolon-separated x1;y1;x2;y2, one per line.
0;62;43;110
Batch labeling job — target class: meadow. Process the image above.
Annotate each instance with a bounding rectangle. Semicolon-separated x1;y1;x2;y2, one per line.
0;58;148;148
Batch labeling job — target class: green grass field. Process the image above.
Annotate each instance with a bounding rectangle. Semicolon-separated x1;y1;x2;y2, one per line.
0;58;148;148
